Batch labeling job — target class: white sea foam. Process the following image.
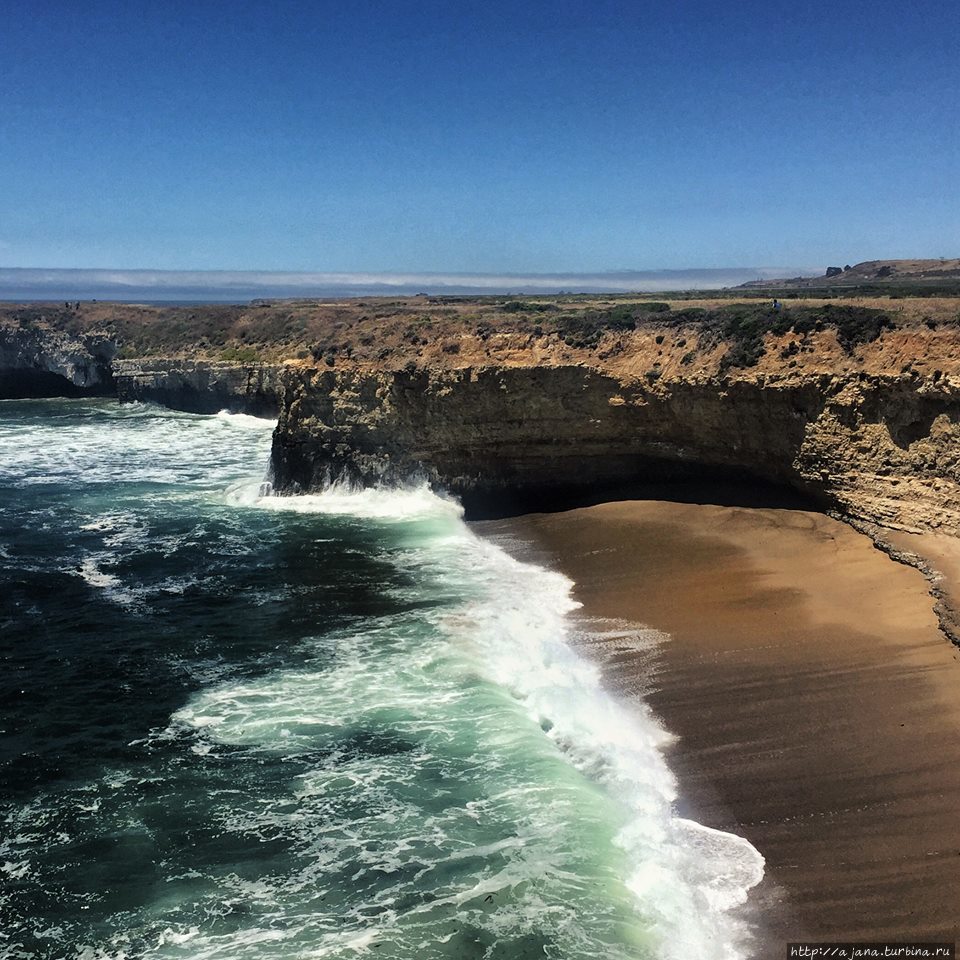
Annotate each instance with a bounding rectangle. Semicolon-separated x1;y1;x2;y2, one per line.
1;859;32;880
214;409;278;430
424;523;764;960
0;399;275;490
172;482;764;960
79;511;150;547
74;556;143;607
228;479;464;523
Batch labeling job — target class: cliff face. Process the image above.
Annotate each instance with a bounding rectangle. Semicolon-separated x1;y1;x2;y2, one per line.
270;366;815;509
113;359;285;416
796;375;960;532
0;315;286;414
271;332;960;533
5;298;960;537
0;323;117;398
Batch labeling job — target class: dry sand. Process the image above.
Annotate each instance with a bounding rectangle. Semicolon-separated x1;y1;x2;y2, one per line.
475;501;960;955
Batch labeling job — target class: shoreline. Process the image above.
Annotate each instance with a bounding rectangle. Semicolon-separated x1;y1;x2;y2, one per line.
474;500;960;954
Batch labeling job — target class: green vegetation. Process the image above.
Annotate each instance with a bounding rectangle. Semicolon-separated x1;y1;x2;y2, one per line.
729;281;960;300
499;300;559;313
547;300;895;368
219;345;262;362
8;307;74;331
700;302;894;370
554;302;671;348
0;292;936;371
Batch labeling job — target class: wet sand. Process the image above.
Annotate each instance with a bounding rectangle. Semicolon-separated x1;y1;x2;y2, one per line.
475;501;960;955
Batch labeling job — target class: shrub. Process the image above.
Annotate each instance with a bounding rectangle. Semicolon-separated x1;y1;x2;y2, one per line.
500;300;558;313
670;307;708;323
795;303;892;351
553;303;671;348
219;345;261;363
713;302;893;370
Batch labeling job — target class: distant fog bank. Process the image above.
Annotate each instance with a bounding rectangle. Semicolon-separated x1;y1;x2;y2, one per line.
0;266;820;302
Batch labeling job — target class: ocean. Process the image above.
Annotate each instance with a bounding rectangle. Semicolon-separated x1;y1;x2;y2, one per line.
0;398;763;960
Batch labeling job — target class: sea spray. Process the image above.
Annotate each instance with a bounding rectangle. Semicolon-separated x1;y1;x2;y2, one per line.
0;399;762;960
213;480;765;957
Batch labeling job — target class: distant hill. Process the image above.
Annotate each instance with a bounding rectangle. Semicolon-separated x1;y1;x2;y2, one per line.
739;258;960;289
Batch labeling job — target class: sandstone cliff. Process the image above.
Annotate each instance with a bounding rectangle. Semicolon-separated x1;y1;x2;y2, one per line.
5;297;960;538
0;306;286;413
270;309;960;534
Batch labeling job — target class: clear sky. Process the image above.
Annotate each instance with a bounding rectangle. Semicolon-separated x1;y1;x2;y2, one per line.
1;0;956;273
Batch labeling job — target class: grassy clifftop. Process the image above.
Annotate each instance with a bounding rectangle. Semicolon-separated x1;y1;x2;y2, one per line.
3;291;960;378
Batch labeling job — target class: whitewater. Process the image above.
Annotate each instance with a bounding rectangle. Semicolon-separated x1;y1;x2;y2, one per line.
0;398;762;960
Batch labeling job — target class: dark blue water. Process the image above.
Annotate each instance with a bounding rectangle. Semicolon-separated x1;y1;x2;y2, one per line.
0;399;762;960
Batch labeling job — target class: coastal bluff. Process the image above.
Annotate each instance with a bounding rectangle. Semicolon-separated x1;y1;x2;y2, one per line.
4;293;960;536
270;360;960;534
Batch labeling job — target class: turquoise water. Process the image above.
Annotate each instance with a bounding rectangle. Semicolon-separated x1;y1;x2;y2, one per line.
0;399;762;960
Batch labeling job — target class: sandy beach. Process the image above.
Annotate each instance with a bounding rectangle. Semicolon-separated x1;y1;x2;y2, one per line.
476;501;960;955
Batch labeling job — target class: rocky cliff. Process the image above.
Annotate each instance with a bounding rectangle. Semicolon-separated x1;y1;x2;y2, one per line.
5;296;960;537
0;306;286;413
270;313;960;533
113;359;285;416
0;319;116;398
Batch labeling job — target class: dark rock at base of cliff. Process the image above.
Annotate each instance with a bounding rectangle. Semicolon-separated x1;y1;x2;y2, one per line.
0;367;114;400
454;468;824;520
113;360;284;417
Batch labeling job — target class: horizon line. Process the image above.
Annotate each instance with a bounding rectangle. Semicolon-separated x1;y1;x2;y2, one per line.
0;265;821;300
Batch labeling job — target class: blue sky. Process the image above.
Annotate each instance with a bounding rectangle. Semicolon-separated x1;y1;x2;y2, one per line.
1;0;956;273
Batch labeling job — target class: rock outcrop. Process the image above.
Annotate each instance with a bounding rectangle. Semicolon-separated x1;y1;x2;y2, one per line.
271;341;960;532
0;313;286;414
0;322;116;398
113;359;285;416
